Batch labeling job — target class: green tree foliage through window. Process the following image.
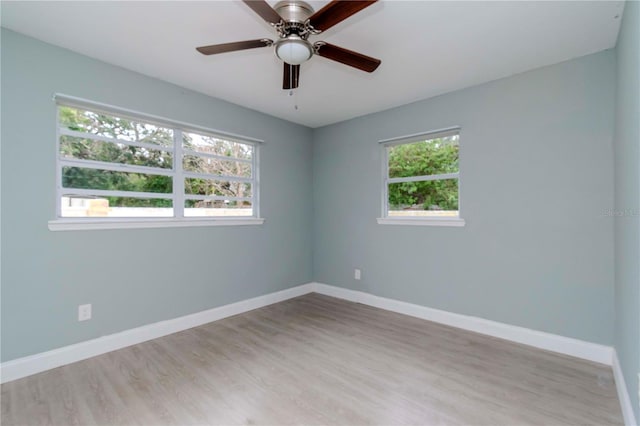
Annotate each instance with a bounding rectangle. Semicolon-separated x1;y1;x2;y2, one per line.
59;106;254;210
60;107;174;206
181;132;252;208
387;136;459;211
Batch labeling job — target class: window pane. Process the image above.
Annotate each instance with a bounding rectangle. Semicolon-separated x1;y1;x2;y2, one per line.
184;178;251;198
184;199;252;217
387;135;459;178
60;195;172;218
183;155;251;177
388;179;458;217
59;106;173;147
62;167;172;194
183;132;252;160
60;136;172;169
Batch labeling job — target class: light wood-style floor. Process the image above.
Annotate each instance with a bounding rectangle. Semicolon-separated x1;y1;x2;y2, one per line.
1;293;623;425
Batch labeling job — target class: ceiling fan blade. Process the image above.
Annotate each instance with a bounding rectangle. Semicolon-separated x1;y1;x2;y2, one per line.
308;0;377;32
314;42;381;73
196;39;273;55
283;63;300;90
242;0;283;24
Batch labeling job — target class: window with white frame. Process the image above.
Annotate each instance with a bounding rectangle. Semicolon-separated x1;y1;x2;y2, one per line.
381;128;461;220
56;100;259;221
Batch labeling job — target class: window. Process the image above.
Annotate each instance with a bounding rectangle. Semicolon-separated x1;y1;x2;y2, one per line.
53;96;261;229
379;128;464;226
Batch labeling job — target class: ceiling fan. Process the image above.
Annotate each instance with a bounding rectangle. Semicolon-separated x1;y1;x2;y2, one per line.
196;0;381;90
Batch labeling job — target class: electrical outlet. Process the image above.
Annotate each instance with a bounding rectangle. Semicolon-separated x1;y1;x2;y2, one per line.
78;304;92;321
354;269;361;280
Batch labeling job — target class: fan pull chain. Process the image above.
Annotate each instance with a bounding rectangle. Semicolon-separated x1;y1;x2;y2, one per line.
289;63;293;96
288;63;298;111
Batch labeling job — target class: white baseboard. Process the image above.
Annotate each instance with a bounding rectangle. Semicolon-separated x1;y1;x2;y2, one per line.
312;283;613;366
1;281;615;389
0;283;315;384
613;350;639;426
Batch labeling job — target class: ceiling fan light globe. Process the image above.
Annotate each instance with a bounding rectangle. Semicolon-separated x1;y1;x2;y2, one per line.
275;38;312;65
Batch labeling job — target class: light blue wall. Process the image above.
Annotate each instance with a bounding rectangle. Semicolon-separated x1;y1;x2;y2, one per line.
0;25;625;366
614;0;640;420
0;29;314;362
312;51;616;345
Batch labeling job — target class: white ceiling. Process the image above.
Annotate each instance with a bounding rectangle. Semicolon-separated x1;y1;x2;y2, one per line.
1;1;624;128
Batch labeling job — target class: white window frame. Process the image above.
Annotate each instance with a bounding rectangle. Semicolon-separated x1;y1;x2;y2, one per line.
377;127;465;227
49;94;264;231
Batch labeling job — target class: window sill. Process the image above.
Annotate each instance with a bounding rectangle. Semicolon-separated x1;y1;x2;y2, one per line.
48;218;265;231
376;217;466;227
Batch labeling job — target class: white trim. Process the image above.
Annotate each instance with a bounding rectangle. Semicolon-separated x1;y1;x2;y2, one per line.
312;283;613;365
60;157;175;177
173;129;185;217
377;217;466;227
0;283;314;384
613;350;639;426
0;282;616;388
53;93;264;145
61;188;171;200
182;171;253;183
55;107;63;218
381;145;389;217
253;144;261;218
183;194;252;202
379;126;461;146
60;127;174;153
48;217;264;231
182;148;253;164
388;172;459;184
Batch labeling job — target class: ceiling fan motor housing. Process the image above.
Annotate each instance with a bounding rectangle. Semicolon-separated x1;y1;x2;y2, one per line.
273;1;317;39
273;1;316;65
274;1;314;26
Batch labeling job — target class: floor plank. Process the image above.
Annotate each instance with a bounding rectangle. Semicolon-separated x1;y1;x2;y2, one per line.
1;293;623;425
